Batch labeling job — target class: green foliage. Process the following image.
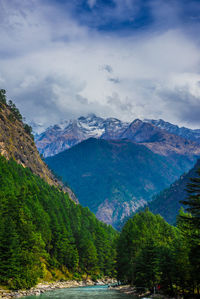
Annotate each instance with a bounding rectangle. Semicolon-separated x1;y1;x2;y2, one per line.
23;124;34;140
0;155;117;289
117;205;200;297
0;90;33;139
116;210;178;291
8;100;22;122
146;159;200;225
178;168;200;296
0;89;6;105
181;167;200;230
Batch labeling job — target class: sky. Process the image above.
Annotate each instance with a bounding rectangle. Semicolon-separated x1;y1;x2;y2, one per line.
1;0;200;132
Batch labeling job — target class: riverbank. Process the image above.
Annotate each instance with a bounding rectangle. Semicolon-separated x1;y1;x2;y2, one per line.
110;285;181;299
0;278;117;299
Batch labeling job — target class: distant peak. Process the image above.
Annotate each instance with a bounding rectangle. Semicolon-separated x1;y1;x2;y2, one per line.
132;118;143;125
86;113;97;119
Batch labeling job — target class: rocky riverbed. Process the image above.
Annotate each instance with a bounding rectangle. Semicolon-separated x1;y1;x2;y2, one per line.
110;285;180;299
0;278;117;299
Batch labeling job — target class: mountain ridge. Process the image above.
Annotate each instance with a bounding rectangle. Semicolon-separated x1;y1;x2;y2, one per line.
145;118;200;144
35;114;129;157
35;115;200;159
145;159;200;225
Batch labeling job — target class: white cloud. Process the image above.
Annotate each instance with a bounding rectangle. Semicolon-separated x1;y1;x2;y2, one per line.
0;0;200;131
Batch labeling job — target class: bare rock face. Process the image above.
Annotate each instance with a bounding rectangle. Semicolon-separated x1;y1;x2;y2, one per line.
96;198;146;228
145;119;200;144
121;119;200;158
0;102;78;203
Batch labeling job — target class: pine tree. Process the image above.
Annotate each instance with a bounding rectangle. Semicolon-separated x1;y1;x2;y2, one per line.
181;167;200;232
180;167;200;295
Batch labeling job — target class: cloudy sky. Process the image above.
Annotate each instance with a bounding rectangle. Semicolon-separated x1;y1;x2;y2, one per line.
1;0;200;132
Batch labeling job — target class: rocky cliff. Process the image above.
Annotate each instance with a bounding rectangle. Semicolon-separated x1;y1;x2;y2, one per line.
0;93;78;203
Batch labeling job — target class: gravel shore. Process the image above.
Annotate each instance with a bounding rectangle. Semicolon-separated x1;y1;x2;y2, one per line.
110;285;180;299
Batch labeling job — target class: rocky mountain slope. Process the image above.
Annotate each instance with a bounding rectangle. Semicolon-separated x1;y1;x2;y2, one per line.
145;159;200;225
46;138;195;228
35;114;129;157
0;91;78;203
36;115;200;160
35;113;200;227
121;119;200;159
145;119;200;144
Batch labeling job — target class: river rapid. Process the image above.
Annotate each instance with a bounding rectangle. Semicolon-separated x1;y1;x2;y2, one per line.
22;285;139;299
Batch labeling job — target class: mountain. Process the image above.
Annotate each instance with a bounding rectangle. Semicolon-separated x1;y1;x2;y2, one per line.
35;114;129;157
0;90;116;289
145;159;200;225
46;138;195;228
36;113;200;227
121;119;200;158
145;119;200;144
0;90;78;203
36;116;200;162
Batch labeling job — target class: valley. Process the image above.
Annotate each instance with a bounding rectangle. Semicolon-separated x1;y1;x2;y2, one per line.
0;90;199;298
39;115;200;228
1;1;200;297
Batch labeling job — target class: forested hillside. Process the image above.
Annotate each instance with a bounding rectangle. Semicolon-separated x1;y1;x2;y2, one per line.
146;159;200;224
0;153;116;289
46;137;193;228
0;90;116;290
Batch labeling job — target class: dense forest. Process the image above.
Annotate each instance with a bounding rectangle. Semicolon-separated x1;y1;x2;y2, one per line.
0;155;117;289
116;196;200;297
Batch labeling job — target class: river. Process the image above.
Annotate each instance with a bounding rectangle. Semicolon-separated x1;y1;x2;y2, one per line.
22;285;139;298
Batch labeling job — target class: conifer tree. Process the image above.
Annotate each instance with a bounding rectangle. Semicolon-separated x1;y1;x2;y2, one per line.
181;167;200;232
180;167;200;295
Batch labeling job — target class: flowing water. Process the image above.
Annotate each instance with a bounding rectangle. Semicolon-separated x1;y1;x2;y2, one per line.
23;285;139;299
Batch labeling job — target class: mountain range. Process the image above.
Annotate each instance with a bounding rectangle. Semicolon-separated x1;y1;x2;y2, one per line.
46;137;199;228
36;114;200;227
35;114;129;157
35;115;200;157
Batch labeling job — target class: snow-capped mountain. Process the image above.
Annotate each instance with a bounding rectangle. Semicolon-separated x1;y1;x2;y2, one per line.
35;114;129;157
35;115;200;158
36;114;200;227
